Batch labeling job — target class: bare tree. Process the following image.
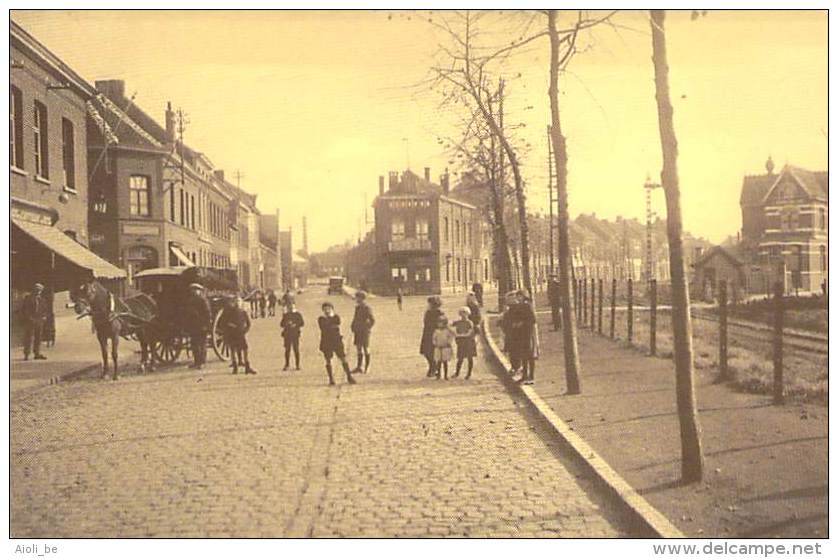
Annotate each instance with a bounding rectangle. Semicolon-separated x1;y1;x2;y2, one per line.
650;9;704;483
428;11;534;296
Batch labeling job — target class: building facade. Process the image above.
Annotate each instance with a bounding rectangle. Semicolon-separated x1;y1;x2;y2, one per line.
354;169;488;296
87;80;243;290
740;160;828;294
10;21;126;344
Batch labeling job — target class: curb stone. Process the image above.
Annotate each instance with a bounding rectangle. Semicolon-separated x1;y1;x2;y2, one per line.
482;318;685;539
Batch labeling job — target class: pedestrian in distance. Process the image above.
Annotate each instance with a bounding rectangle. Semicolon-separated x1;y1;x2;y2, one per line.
21;282;48;360
267;290;277;317
497;291;518;359
419;295;443;378
280;301;304;370
452;307;476;379
432;314;456;380
350;290;375;374
506;290;537;385
472;282;484;307
318;301;356;386
218;296;256;375
259;290;267;319
396;286;403;311
466;292;482;336
184;283;212;370
281;288;295;314
248;288;259;319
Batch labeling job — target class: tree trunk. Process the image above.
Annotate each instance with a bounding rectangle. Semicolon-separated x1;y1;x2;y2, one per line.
650;9;704;483
547;10;581;395
488;97;513;309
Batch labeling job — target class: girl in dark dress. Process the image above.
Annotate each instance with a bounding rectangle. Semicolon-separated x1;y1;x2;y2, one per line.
419;295;443;378
452;306;476;379
318;302;356;386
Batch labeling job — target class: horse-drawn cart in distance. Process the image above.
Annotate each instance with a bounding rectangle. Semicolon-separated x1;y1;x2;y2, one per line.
134;265;240;365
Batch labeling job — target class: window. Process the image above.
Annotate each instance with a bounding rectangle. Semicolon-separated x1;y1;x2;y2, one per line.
129;175;151;216
391;220;405;240
169;186;176;222
484;259;489;281
820;245;827;272
190;194;195;230
61;119;75;190
416;267;431;282
416;218;429;241
781;209;798;231
455;220;460;245
179;189;185;225
820;208;826;230
33;101;48;178
391;267;407;281
445;259;450;282
10;86;23;169
444;217;449;242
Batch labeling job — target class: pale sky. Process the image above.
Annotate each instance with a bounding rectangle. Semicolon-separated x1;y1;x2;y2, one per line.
12;10;827;252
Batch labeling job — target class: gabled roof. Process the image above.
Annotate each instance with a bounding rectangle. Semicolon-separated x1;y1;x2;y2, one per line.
741;165;828;207
740;173;775;207
694;244;746;269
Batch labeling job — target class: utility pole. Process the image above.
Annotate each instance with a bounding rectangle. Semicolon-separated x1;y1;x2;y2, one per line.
644;174;661;283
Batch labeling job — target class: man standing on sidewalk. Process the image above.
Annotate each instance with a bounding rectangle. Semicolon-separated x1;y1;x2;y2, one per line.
21;282;48;361
184;283;211;370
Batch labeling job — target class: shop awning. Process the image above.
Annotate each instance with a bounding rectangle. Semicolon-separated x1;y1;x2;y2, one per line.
169;245;195;267
11;218;126;279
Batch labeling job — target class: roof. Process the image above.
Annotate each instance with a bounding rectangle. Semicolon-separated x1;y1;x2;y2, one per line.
694;245;746;268
740;165;828;207
134;266;193;279
12;218;126;279
10;20;97;99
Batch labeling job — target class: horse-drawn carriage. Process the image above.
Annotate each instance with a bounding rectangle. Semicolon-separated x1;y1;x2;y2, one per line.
133;266;239;364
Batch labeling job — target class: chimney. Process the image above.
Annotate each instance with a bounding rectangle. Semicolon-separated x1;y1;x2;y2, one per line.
388;171;398;190
378;175;385;196
302;216;309;255
165;102;176;143
94;79;125;100
424;167;431;182
213;169;225;182
441;168;450;194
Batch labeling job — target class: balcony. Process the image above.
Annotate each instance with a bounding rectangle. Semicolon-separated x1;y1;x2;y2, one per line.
388;237;433;253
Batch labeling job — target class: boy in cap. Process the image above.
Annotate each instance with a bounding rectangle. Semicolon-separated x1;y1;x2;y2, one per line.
452;306;476;379
218;295;257;374
184;283;212;369
318;301;356;386
350;290;375;374
280;300;304;370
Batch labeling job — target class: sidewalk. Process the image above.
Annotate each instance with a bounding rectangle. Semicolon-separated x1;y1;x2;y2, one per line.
11;315;137;393
487;313;827;538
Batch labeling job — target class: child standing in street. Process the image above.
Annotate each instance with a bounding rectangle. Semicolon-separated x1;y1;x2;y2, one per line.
280;301;304;370
432;314;455;380
452;307;476;379
219;296;256;375
317;301;356;386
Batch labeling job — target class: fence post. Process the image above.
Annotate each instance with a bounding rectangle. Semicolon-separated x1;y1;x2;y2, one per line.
627;278;634;343
773;281;784;405
574;279;580;321
598;278;604;335
718;279;729;381
582;278;588;326
650;278;657;356
610;278;616;339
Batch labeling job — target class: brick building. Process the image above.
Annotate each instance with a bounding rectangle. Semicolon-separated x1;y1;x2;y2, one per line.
87;80;241;290
10;21;126;344
739;158;828;294
348;169;490;296
259;212;281;291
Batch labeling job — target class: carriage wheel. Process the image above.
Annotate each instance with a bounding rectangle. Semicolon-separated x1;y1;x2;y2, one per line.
211;310;230;362
151;336;183;363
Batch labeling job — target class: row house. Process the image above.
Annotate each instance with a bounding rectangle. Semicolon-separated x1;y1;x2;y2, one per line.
10;21;126;343
87;80;238;289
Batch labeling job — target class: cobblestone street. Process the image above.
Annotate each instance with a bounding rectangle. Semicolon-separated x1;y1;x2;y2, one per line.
11;291;631;538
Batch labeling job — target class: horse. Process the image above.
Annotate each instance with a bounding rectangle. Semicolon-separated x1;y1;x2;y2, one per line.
71;280;158;380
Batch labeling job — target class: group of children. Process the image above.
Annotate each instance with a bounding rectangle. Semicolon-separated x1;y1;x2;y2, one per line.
420;293;482;380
